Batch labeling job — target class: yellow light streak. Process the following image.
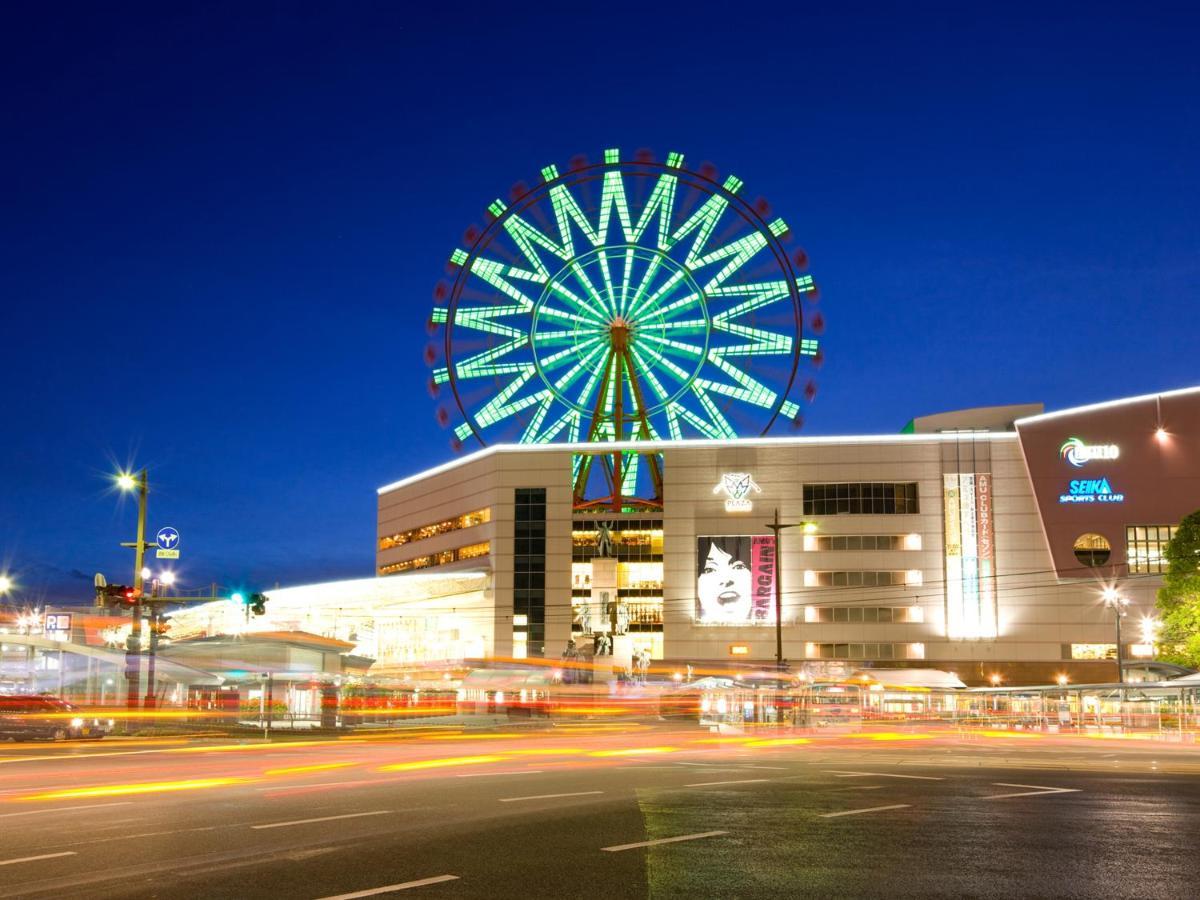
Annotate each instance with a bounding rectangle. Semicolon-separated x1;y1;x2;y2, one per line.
378;754;507;772
264;762;358;776
845;732;935;742
744;737;813;747
588;746;678;757
20;777;251;801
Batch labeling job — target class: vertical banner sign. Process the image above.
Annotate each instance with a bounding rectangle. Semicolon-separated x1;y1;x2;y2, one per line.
943;475;964;638
975;474;998;638
751;535;777;624
944;473;999;640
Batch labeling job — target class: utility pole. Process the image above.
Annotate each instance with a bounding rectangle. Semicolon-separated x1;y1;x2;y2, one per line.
118;468;151;711
763;509;816;672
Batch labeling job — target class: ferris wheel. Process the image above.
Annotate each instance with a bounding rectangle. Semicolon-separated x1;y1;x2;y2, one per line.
427;148;822;506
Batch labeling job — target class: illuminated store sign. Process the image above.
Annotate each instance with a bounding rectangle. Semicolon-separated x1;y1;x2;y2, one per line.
943;473;998;640
1059;437;1120;468
713;472;761;512
1059;478;1125;504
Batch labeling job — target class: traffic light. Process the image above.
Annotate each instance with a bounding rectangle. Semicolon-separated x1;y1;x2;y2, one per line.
249;593;267;616
100;585;139;609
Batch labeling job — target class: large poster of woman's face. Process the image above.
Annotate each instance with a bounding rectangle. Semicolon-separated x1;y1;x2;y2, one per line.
695;535;776;624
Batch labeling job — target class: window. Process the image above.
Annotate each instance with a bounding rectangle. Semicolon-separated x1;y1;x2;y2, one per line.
805;570;912;587
514;489;547;657
572;521;663;562
805;534;911;551
807;643;924;660
379;508;491;551
1072;533;1111;568
1069;643;1117;660
377;541;491;575
1126;525;1177;574
804;606;924;624
803;483;919;516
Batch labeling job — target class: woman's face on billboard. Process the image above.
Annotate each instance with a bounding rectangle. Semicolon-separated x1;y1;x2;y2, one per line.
698;542;752;622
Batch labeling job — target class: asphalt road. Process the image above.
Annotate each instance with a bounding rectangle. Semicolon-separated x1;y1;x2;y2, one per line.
0;724;1197;899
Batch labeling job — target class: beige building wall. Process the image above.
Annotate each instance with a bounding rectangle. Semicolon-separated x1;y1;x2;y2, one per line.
376;434;1161;679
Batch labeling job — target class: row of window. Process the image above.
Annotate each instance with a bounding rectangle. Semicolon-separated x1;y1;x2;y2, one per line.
571;600;664;627
378;540;490;575
1071;525;1179;573
805;642;926;660
805;533;920;551
803;606;925;624
802;483;920;516
572;522;664;562
379;508;491;551
803;570;921;587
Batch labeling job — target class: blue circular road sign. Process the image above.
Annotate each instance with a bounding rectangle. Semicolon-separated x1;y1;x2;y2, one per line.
156;526;180;551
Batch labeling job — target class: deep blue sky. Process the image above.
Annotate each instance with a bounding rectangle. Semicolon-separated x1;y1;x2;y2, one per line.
3;3;1197;605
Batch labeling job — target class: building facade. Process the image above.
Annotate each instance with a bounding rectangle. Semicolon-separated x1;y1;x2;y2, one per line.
376;386;1200;686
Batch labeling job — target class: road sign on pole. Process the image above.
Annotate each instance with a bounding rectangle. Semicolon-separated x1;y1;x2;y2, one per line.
155;526;180;552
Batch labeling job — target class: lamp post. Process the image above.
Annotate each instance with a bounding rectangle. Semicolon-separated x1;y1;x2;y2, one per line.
1102;589;1129;684
763;509;816;672
117;468;152;710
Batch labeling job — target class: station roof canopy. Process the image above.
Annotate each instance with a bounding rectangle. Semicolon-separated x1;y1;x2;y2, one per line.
854;669;968;689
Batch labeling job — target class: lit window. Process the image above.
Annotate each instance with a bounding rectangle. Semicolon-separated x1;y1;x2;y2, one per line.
1126;525;1177;574
1072;533;1111;568
379;507;491;551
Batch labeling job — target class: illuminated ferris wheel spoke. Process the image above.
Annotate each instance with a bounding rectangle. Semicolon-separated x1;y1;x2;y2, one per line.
629;347;672;403
595;249;619;317
636;331;705;359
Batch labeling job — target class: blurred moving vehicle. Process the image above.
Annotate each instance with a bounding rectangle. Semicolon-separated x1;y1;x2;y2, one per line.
0;695;113;741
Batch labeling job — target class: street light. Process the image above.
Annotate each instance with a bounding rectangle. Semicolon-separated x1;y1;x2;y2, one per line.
0;575;11;594
1102;588;1130;684
764;509;817;672
116;468;152;709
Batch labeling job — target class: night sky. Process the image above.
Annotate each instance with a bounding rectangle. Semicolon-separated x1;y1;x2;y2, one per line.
3;3;1198;605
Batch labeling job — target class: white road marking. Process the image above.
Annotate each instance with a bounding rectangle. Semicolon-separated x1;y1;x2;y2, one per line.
825;771;944;780
252;810;392;829
313;875;460;898
843;785;884;791
499;790;603;802
457;769;544;778
820;804;911;818
984;783;1080;800
0;851;77;867
684;779;770;787
602;830;728;852
0;802;134;818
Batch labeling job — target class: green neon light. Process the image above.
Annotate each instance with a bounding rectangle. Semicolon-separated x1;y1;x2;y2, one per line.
434;149;818;449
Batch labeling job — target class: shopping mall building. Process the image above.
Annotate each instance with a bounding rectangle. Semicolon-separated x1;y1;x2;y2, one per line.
372;385;1200;686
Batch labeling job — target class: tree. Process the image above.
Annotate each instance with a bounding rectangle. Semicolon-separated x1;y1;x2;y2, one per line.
1155;510;1200;667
